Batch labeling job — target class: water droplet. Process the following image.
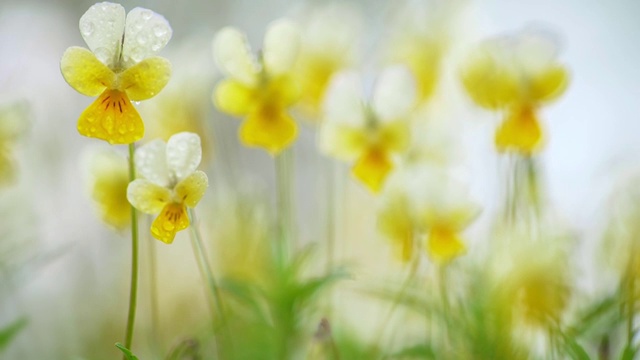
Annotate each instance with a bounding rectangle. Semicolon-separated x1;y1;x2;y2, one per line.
134;22;144;30
163;221;175;231
94;47;111;64
141;10;153;20
153;25;167;37
133;101;141;106
90;126;97;133
86;116;95;123
118;124;127;134
130;48;145;63
80;22;94;36
136;33;148;45
151;43;161;52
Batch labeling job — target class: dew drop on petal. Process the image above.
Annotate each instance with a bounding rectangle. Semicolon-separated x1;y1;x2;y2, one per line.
141;10;153;20
163;221;175;231
136;33;148;45
94;47;111;64
81;21;94;36
151;43;161;52
130;48;145;63
153;25;167;37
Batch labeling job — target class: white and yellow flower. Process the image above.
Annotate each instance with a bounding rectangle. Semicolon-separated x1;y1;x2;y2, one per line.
127;132;208;244
60;2;172;144
461;29;569;154
212;19;300;155
319;65;416;193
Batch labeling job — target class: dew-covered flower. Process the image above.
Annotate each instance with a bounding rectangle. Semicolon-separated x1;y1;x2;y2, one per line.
127;132;208;244
461;29;569;154
85;148;130;230
0;99;29;187
212;19;300;155
60;2;172;144
319;66;416;193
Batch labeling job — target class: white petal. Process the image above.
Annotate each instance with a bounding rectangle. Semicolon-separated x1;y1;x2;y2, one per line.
122;7;173;67
371;65;416;123
212;27;259;86
135;139;170;187
322;71;366;128
127;179;172;214
79;2;126;68
510;27;560;75
263;19;300;76
166;132;202;183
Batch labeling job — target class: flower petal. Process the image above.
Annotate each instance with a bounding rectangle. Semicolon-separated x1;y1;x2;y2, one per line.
377;121;410;153
175;170;208;208
371;65;416;123
318;123;367;161
240;109;297;155
122;7;173;67
135;139;170;187
213;79;257;116
495;106;543;154
323;71;366;128
119;56;172;101
77;89;144;144
212;27;259;86
427;227;466;263
352;148;393;193
127;179;172;214
528;65;569;103
89;150;130;230
166;132;202;182
79;2;126;68
263;19;300;77
151;203;189;244
60;47;116;97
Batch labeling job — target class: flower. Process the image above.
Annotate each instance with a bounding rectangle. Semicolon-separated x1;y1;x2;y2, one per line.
0;99;29;187
212;19;301;155
85;148;130;230
461;28;569;154
60;2;172;144
127;132;208;244
319;65;416;193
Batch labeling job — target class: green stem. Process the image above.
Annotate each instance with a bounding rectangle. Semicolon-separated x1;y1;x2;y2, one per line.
275;150;295;264
147;224;160;354
627;268;636;350
325;159;337;316
124;143;140;357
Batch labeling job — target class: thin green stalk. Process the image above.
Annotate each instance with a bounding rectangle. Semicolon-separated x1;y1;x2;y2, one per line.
325;159;337;316
124;143;140;357
147;224;160;354
275;150;295;263
626;268;636;351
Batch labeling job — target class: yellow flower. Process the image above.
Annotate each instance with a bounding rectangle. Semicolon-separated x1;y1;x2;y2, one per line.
60;2;172;144
320;66;416;193
461;29;569;154
0;99;29;187
85;149;130;230
212;19;301;155
127;132;208;244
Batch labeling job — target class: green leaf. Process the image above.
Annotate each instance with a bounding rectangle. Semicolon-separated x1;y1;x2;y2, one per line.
115;343;139;360
0;317;27;352
620;345;637;360
387;344;436;359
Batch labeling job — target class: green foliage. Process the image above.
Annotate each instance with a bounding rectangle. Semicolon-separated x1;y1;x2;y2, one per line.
115;342;139;360
0;317;27;353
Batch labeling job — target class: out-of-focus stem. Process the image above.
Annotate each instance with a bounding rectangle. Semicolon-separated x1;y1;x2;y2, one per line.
275;149;295;263
123;143;140;358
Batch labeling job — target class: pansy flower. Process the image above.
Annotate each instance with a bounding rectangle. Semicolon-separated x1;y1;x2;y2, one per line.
319;65;416;193
60;2;172;144
127;132;208;244
212;19;301;155
461;29;569;154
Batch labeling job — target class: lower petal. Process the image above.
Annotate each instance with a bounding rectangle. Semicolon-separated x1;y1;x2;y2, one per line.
151;203;190;244
239;108;297;155
351;149;393;193
495;106;543;155
427;227;466;264
78;89;144;144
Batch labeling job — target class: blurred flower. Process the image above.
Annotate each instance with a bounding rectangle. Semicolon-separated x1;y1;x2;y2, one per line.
319;66;416;193
378;164;479;264
0;99;29;187
60;2;172;144
84;148;130;230
127;132;208;244
212;19;300;155
293;3;362;119
461;28;569;154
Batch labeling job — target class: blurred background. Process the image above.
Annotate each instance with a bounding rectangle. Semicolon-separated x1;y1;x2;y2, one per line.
0;0;639;358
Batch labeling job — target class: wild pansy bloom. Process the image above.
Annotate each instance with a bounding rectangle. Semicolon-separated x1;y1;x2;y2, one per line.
212;19;301;155
60;2;172;144
461;29;569;154
378;165;480;264
0;99;29;187
319;66;416;193
85;149;130;230
127;132;208;244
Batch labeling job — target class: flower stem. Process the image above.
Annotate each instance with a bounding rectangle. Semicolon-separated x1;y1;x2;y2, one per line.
124;143;140;357
275;149;295;263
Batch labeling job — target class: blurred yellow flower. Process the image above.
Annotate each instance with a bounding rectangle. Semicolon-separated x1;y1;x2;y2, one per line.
127;132;208;244
85;149;130;230
461;29;569;155
0;99;29;187
212;19;300;155
319;66;416;193
60;2;172;144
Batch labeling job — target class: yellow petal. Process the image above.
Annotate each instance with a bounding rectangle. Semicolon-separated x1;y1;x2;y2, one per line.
461;49;519;110
351;148;393;193
126;179;172;214
495;106;543;155
427;227;466;263
296;55;340;114
175;171;208;208
319;123;368;161
78;89;144;144
60;47;116;97
239;107;297;155
151;203;189;244
267;75;300;108
119;56;172;101
0;147;16;187
213;79;257;116
528;65;569;103
377;194;414;263
91;152;130;230
377;121;410;153
404;41;441;102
